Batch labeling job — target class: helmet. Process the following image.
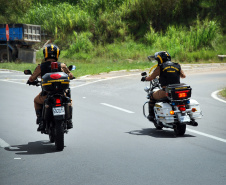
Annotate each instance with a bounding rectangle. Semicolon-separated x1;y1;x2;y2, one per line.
43;44;60;61
154;51;171;65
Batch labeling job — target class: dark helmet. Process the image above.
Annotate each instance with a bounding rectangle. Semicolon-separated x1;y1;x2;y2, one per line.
154;51;171;65
43;44;60;61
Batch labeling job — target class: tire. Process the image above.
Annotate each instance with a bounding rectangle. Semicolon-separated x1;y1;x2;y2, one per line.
49;126;55;143
153;120;163;130
0;49;12;62
54;120;64;151
174;124;186;136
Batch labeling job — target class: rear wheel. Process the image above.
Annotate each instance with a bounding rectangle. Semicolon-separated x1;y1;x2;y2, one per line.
49;126;55;143
174;124;186;136
54;121;64;151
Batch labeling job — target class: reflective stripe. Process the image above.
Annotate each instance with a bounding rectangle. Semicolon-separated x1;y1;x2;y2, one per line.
45;47;48;58
157;55;163;63
42;83;52;86
57;48;59;59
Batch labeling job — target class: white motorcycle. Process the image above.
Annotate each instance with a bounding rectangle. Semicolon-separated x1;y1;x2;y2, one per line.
142;71;202;136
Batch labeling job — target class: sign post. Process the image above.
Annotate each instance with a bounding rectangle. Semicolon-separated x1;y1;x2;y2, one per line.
6;24;9;62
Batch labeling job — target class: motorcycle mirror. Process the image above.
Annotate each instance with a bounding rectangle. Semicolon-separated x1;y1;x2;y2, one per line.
68;65;76;71
24;70;32;75
147;55;155;61
141;72;147;76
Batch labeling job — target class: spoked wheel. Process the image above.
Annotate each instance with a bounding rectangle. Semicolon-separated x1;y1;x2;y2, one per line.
174;124;186;136
54;120;64;151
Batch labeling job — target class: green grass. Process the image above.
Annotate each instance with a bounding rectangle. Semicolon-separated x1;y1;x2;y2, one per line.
219;88;226;98
0;58;155;77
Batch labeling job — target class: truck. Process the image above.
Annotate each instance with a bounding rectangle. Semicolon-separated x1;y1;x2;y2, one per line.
0;24;41;63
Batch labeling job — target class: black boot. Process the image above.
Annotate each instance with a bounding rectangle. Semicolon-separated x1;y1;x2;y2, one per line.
36;109;44;131
67;106;73;129
147;104;155;121
67;119;73;129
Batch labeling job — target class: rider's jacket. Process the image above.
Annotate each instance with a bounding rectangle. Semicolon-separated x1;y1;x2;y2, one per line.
159;61;181;86
40;61;61;77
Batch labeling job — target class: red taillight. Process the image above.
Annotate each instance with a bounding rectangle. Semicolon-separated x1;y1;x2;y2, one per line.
56;98;61;106
50;73;62;79
178;105;186;112
175;90;189;98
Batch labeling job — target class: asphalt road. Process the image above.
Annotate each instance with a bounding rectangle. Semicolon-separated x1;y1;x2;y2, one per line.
0;69;226;185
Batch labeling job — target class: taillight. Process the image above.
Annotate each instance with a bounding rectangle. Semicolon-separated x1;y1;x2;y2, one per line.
177;105;186;112
55;98;61;106
175;90;190;98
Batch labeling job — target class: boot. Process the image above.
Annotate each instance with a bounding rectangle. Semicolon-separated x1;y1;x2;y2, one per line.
67;119;73;129
36;109;44;131
147;105;155;121
67;106;73;129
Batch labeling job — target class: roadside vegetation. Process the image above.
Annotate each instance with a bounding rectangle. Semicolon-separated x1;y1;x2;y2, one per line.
219;89;226;98
0;0;226;76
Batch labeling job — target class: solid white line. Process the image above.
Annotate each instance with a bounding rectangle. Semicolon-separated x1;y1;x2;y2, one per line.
187;128;226;143
211;90;226;103
101;103;134;114
0;138;10;148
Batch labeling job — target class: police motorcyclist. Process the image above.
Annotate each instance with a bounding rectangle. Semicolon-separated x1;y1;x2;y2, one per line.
141;51;186;121
27;44;74;131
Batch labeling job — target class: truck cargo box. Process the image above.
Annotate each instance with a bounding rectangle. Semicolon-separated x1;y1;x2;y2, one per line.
0;24;41;42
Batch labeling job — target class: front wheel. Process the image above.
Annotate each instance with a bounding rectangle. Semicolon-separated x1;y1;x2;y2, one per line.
153;119;163;130
54;120;64;151
174;124;186;136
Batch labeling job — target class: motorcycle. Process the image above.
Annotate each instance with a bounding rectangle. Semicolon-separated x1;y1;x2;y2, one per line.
142;58;202;136
24;62;76;151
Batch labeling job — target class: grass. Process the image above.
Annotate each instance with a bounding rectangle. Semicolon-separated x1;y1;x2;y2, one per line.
219;88;226;98
0;58;155;77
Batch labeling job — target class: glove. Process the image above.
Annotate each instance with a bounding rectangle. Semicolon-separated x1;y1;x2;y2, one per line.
26;80;32;85
141;77;146;82
26;80;38;86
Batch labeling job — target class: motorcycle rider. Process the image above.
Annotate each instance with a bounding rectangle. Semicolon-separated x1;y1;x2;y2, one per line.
27;44;74;131
141;51;186;121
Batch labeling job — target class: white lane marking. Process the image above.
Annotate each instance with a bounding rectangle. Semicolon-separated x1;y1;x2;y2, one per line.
187;128;226;143
0;138;10;148
71;73;140;89
211;90;226;103
14;158;21;160
101;103;134;114
0;79;26;85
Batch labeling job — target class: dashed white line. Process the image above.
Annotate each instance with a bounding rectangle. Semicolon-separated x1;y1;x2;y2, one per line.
101;103;134;114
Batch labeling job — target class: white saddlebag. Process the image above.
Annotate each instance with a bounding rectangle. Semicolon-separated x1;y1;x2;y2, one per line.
154;102;174;124
188;99;202;119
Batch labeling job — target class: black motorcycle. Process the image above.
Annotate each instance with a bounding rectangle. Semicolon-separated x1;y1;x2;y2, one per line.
24;63;76;151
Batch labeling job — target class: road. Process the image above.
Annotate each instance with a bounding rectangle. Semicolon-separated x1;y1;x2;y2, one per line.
0;69;226;185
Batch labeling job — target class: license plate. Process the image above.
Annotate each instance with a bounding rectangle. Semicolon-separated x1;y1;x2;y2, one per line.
179;115;190;122
52;106;65;116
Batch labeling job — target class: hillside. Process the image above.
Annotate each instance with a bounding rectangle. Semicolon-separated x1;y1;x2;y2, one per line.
1;0;226;63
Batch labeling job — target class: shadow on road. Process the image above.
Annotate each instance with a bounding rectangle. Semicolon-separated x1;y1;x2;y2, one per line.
4;141;62;155
127;128;195;138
